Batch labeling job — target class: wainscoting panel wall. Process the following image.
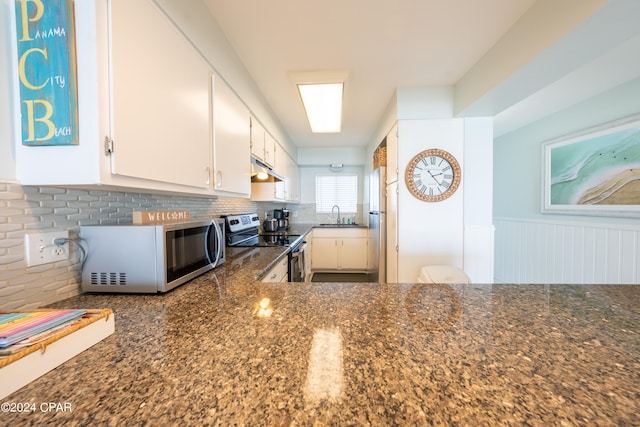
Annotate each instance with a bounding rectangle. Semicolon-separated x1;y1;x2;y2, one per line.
494;217;640;284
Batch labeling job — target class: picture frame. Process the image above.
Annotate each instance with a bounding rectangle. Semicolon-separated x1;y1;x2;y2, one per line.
542;114;640;218
14;0;79;146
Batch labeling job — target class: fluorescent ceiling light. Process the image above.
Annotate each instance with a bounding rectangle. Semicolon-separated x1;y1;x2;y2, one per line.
297;83;343;133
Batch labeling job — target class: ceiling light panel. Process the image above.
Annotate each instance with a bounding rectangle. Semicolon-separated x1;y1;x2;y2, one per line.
297;83;344;133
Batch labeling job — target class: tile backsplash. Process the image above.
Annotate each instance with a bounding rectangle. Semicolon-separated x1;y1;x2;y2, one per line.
287;203;364;225
0;181;365;310
0;182;259;310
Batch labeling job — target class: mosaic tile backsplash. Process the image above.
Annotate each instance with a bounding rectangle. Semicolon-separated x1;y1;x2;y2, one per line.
0;182;364;309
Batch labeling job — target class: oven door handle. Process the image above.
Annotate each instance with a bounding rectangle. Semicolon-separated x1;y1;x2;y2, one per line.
228;232;259;247
289;243;306;282
298;244;307;281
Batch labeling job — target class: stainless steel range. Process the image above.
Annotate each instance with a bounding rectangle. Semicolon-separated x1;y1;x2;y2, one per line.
223;213;305;281
224;213;301;247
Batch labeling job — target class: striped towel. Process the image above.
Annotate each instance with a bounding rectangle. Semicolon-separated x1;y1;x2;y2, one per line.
0;310;86;348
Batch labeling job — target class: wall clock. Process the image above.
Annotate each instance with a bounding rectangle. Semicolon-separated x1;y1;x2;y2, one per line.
405;148;461;202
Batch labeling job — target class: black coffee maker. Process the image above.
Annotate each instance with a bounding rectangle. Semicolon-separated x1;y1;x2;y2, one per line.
273;209;289;230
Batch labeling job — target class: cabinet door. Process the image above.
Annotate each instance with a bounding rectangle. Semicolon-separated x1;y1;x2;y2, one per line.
287;156;300;202
273;142;288;176
386;182;398;283
311;238;339;270
250;182;277;201
262;257;288;282
250;117;265;161
283;151;294;201
340;238;368;270
109;0;211;188
385;123;398;185
274;181;286;201
263;132;275;168
212;75;251;197
273;143;287;200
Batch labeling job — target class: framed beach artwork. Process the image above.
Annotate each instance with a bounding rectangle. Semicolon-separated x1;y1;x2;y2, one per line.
542;115;640;218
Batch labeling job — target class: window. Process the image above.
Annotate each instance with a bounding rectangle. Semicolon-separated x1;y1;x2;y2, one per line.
315;175;358;213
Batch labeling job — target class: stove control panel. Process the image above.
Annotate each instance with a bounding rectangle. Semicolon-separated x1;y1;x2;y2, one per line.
224;213;260;233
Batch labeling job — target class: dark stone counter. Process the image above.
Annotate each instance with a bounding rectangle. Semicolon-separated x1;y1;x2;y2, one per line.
2;241;639;425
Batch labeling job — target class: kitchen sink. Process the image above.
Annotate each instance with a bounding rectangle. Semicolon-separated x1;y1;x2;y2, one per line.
317;223;362;228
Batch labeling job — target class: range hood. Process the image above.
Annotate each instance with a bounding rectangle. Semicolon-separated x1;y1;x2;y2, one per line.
251;157;283;183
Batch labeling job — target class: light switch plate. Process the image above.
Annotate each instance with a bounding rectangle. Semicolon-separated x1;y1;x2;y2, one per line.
24;231;69;267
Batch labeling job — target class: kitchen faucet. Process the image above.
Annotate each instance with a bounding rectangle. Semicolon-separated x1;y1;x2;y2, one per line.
332;205;341;224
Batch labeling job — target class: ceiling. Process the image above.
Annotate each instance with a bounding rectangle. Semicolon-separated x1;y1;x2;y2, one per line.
203;0;640;148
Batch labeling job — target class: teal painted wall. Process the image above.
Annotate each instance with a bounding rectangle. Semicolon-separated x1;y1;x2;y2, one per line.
494;76;640;225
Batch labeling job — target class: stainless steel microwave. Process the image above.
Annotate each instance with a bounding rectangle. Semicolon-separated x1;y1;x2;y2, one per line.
80;219;225;293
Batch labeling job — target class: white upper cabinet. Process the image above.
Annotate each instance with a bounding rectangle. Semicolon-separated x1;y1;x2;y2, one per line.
287;155;300;202
16;0;252;198
251;146;300;203
273;141;288;177
273;142;290;200
108;0;211;189
264;132;275;168
211;75;251;197
250;117;265;162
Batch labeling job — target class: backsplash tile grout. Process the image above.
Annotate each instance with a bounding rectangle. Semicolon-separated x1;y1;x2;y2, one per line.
0;182;365;310
0;183;257;309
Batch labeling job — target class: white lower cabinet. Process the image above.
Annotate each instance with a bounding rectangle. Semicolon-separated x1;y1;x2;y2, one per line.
311;228;368;271
310;238;338;270
261;257;289;282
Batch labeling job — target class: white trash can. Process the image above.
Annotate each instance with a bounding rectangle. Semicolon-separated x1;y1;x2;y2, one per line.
417;265;471;284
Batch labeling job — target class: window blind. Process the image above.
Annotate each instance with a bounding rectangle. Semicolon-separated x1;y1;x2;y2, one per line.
315;175;358;213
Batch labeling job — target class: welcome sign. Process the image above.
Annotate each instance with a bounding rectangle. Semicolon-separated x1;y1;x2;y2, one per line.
15;0;79;146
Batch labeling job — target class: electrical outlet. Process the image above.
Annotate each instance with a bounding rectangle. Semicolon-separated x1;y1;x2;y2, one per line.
24;231;69;267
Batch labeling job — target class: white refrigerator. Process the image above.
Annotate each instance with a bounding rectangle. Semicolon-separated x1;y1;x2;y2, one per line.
368;167;386;282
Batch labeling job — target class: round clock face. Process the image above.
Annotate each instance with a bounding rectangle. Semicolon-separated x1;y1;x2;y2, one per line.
405;149;461;202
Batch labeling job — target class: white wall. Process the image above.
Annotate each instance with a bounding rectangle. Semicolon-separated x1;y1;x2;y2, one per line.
384;87;494;283
297;147;366;166
0;0;17;180
299;165;365;205
495;217;640;284
397;86;454;119
366;91;398;172
494;76;640;283
463;118;494;283
397;118;465;281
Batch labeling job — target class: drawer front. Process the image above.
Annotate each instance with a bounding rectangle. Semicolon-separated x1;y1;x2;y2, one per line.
313;227;367;238
262;257;288;282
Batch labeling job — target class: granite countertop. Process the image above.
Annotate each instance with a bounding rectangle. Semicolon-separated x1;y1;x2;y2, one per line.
2;244;639;425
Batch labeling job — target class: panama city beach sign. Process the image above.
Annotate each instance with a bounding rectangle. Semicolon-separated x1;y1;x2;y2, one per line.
15;0;79;146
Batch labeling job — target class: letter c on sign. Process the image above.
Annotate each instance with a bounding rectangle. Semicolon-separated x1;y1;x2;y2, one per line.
19;47;49;90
